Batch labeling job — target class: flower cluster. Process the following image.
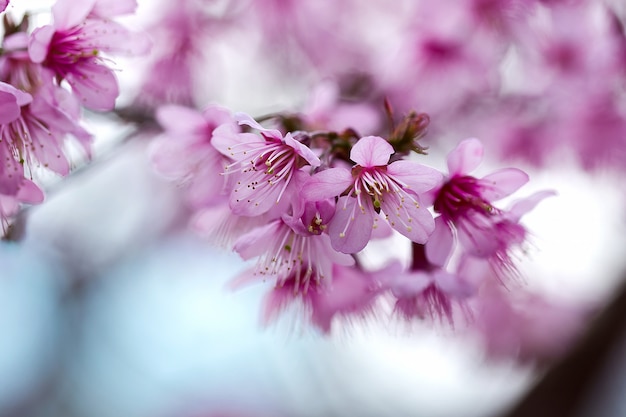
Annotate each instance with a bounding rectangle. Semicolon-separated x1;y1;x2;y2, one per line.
153;102;550;332
0;0;149;232
0;0;607;366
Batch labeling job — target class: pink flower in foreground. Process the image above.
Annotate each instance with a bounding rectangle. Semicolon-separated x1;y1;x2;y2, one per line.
428;138;529;265
0;84;44;227
233;200;353;291
212;113;320;217
28;0;150;110
302;136;442;253
0;1;8;13
0;82;91;195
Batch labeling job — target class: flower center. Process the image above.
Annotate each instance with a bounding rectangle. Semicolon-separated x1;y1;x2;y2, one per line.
46;26;99;78
433;175;494;220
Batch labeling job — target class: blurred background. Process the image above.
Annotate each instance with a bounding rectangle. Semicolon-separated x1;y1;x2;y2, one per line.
2;0;626;416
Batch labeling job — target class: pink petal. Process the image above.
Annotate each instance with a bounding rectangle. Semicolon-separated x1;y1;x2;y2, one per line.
370;260;404;286
301;168;352;201
91;0;137;18
432;270;475;298
456;255;491;288
234;112;283;139
185;160;226;208
0;195;19;217
17;180;44;204
350;136;393;167
480;168;529;201
425;216;454;267
447;137;483;175
0;91;20;124
149;138;193;179
387;160;443;194
28;123;70;176
201;105;233;127
328;196;374;253
0;82;33;124
156;105;207;134
310;263;381;332
307;236;355;289
284;170;311;220
284;133;320;167
0;82;31;108
0;146;23;195
370;213;393;239
233;221;281;260
4;32;28;51
261;285;302;327
65;61;119;111
211;124;263;157
0;1;8;13
228;175;285;217
457;215;499;257
47;79;77;110
315;233;355;268
52;0;96;29
326;104;381;135
301;198;335;229
71;125;94;159
508;190;556;222
81;20;151;55
28;26;55;64
389;271;431;298
380;193;434;244
27;91;90;165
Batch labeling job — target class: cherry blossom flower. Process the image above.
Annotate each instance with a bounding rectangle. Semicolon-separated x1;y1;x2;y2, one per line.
427;138;529;264
212;113;320;217
383;242;476;324
233;200;353;292
0;82;91;191
381;0;503;114
390;268;475;324
28;0;150;110
0;85;44;228
302;135;442;253
228;200;404;333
